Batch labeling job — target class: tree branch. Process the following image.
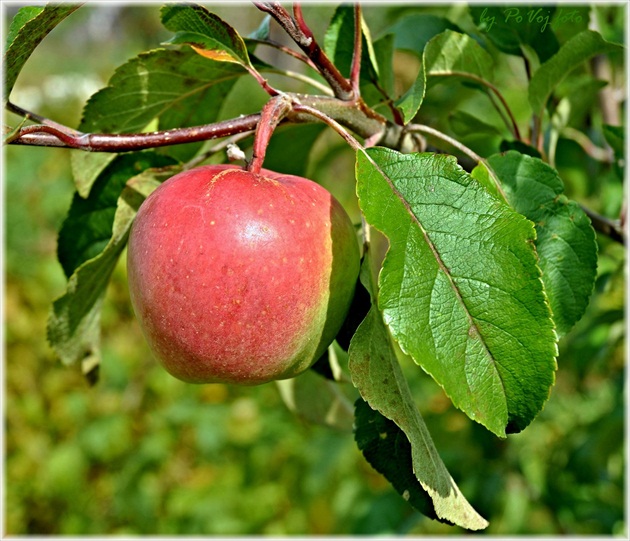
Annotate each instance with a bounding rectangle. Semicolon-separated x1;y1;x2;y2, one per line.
581;205;626;246
5;114;262;152
6;92;397;153
253;1;354;100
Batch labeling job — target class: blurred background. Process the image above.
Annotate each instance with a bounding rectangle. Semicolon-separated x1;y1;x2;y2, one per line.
3;3;626;535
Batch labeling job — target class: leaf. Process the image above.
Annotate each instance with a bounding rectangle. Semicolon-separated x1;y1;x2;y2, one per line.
483;151;598;336
424;30;494;82
247;15;271;41
603;124;624;157
356;147;557;436
394;29;494;125
161;3;251;67
59;153;178;278
276;360;355;431
323;4;388;107
3;4;81;100
72;47;245;196
528;30;623;115
390;13;460;57
353;398;437;521
470;5;559;63
394;61;425;125
47;166;177;375
348;258;488;530
258;124;326;178
449;110;503;138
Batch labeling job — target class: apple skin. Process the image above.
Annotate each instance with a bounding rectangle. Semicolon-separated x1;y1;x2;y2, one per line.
127;164;360;385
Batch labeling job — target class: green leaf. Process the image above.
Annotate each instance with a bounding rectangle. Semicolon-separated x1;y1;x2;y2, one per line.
59;153;178;278
449;110;503;138
356;148;557;436
161;3;251;67
394;61;425;124
603;124;624;157
424;30;494;82
47;166;177;377
79;49;244;134
353;398;437;522
3;4;81;100
390;13;460;57
528;30;623;115
323;4;385;107
260;124;326;178
72;47;245;196
470;6;559;63
276;354;355;432
396;29;495;122
348;258;488;530
247;15;271;41
483;151;598;336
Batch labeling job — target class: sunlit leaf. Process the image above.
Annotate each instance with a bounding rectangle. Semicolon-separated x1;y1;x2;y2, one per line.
356;147;557;436
72;48;244;196
424;30;494;82
161;3;251;67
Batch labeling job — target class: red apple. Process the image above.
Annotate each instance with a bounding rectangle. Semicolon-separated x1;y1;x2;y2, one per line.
127;164;360;385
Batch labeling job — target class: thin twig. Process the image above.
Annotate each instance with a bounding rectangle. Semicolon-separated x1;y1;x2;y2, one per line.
292;102;363;151
432;71;521;141
253;1;354;100
581;205;626;245
407;122;508;202
350;4;363;96
6;101;81;135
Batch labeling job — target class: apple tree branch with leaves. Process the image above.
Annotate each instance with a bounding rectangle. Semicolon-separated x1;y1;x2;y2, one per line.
3;2;626;532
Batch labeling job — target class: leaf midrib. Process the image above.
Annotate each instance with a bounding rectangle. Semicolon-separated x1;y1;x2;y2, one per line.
364;151;508;406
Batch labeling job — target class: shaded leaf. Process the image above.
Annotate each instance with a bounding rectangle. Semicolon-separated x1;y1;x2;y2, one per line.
349;256;488;530
356;147;557;436
48;167;177;373
276;352;355;432
161;3;251;67
470;5;559;63
4;4;81;100
603;124;624;157
390;14;460;57
484;151;598;336
449;110;503;138
499;139;542;159
323;4;389;106
259;124;326;178
59;153;179;278
354;398;439;522
528;30;623;115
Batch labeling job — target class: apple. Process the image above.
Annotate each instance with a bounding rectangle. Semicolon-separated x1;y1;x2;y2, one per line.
127;164;360;385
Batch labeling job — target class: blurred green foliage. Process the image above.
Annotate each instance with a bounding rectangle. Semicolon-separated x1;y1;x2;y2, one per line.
4;3;626;536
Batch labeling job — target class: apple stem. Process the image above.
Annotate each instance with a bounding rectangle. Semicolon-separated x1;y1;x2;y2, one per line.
247;94;294;175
